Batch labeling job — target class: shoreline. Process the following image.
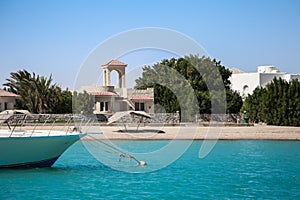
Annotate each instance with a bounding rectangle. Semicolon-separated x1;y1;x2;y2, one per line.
3;124;299;140
81;125;300;141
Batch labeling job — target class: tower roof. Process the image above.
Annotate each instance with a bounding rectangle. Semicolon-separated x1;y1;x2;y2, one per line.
101;60;127;67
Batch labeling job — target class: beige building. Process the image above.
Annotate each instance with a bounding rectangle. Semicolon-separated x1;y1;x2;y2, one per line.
0;89;19;111
79;60;154;115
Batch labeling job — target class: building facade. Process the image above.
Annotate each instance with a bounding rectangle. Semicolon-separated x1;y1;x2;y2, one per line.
230;66;300;98
0;89;19;112
79;60;154;115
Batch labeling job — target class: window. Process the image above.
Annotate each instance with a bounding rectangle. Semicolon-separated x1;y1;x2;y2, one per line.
242;85;249;98
135;102;145;111
140;103;145;111
100;102;109;111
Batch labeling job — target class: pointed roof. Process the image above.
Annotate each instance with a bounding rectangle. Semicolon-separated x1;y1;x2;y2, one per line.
0;89;19;97
101;60;127;67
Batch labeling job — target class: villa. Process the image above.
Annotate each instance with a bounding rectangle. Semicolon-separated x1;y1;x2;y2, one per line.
79;60;154;116
230;66;300;98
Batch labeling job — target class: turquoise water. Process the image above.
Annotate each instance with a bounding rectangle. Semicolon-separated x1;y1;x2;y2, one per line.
1;140;300;199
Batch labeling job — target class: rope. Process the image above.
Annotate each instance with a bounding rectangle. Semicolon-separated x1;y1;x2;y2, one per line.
85;134;145;165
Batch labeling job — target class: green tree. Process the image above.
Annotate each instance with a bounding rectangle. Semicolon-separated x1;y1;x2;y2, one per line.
55;89;73;113
72;91;94;115
32;74;56;113
4;69;72;114
242;87;267;123
243;77;300;126
226;90;243;114
4;70;38;113
135;55;242;117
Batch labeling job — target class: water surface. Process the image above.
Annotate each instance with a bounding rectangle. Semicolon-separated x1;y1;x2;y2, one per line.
1;140;299;199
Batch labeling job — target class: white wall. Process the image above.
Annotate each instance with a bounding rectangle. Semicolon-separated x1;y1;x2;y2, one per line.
230;73;259;97
285;74;300;82
230;70;300;98
259;73;285;87
0;97;16;111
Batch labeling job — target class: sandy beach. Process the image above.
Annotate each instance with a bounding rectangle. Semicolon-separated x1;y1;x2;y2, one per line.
81;124;300;140
3;123;299;140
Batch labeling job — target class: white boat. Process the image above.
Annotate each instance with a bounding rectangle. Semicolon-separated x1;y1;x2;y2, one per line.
0;111;87;168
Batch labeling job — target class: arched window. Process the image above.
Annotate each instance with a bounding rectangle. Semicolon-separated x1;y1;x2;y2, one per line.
242;85;249;97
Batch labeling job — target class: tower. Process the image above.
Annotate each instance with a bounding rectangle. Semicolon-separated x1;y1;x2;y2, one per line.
101;60;127;88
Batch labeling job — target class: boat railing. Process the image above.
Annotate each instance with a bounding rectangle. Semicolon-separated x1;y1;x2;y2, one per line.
0;114;98;137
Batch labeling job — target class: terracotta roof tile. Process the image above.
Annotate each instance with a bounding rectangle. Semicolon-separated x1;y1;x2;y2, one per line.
0;89;19;97
102;60;127;67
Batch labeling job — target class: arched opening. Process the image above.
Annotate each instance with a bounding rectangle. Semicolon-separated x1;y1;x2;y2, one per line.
110;70;123;88
242;85;249;98
110;70;118;87
101;61;126;88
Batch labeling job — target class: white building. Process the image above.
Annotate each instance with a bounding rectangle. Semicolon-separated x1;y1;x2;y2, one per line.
230;66;300;98
79;60;154;115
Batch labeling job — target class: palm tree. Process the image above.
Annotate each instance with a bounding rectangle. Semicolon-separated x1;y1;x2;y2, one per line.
4;70;58;114
31;74;56;113
4;70;32;93
4;70;36;112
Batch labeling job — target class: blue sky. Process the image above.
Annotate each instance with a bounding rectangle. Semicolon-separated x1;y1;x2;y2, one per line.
1;0;299;89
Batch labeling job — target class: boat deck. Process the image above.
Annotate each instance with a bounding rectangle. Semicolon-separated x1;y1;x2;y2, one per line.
0;129;84;138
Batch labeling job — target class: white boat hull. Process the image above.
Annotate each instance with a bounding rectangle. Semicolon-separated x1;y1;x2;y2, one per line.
0;133;84;168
